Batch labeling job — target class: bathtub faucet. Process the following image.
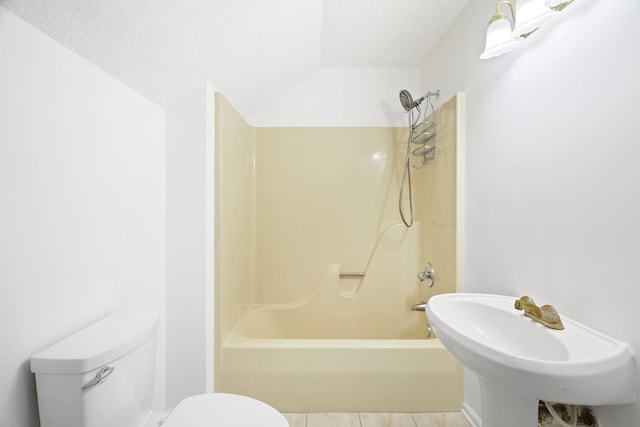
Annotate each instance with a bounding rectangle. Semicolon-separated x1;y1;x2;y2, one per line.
410;301;426;312
514;296;564;330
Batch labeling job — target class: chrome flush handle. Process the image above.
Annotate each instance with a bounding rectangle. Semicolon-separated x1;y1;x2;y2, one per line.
81;365;115;392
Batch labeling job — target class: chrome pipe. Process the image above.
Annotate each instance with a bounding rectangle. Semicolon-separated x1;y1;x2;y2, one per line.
339;272;365;278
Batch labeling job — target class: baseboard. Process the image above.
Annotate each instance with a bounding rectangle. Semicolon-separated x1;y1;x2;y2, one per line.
461;400;482;427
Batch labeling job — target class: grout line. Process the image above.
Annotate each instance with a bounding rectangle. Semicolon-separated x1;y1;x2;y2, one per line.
298;412;474;427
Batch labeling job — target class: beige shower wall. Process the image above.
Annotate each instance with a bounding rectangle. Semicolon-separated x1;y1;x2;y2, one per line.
414;95;458;297
254;96;457;305
214;93;256;348
254;127;407;304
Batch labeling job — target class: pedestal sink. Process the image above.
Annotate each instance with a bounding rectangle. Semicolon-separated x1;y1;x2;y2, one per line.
425;293;636;427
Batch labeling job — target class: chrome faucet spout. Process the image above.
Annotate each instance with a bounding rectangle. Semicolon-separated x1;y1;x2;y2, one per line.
515;296;564;330
410;301;427;312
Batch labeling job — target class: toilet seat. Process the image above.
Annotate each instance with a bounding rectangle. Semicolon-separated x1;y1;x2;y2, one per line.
161;393;288;427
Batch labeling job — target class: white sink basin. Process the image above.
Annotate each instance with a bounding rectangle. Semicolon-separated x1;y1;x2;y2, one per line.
426;293;636;427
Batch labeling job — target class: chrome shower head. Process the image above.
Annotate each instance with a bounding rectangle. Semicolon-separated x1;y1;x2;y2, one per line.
399;89;440;111
399;90;415;112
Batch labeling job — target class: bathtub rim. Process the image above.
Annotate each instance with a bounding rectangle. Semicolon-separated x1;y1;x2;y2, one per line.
224;332;444;350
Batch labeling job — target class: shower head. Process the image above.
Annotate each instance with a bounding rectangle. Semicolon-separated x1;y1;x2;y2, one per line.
399;90;415;112
399;89;441;111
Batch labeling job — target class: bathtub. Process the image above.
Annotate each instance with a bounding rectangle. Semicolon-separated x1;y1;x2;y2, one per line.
218;304;463;413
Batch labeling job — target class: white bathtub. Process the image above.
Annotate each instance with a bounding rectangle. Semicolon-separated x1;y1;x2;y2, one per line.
218;306;462;412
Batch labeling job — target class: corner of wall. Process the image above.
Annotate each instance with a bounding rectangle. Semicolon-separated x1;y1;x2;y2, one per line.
165;79;216;407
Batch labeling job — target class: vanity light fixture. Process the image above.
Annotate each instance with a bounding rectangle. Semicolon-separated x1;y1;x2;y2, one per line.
512;0;557;36
480;0;575;60
545;0;575;11
479;0;521;60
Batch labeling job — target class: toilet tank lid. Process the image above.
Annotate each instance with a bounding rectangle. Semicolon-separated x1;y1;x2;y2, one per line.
31;310;158;375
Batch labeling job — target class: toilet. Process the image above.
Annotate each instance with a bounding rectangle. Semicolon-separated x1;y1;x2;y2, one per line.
30;310;288;427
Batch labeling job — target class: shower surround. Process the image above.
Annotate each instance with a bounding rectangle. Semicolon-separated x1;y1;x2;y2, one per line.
214;93;462;412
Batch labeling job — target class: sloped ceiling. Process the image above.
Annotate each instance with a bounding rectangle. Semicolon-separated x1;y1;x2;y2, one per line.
0;0;470;119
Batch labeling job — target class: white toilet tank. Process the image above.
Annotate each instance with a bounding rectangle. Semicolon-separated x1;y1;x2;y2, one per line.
31;311;158;427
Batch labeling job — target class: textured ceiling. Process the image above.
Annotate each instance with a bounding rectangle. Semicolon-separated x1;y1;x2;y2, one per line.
1;0;470;118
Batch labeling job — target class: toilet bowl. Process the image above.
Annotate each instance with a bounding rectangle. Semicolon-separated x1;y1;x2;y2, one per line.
30;311;287;427
162;393;287;427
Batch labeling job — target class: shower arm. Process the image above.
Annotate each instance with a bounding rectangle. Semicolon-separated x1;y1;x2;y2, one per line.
413;91;440;108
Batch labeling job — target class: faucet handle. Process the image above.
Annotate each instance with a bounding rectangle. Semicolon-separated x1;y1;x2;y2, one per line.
417;263;435;287
540;305;562;324
514;295;536;310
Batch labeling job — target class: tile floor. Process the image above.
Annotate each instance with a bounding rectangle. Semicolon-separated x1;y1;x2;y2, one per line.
282;412;471;427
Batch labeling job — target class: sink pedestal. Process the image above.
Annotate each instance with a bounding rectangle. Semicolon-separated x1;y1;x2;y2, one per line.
478;377;538;427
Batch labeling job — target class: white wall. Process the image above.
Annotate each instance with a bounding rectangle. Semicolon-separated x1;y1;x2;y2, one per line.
422;0;640;424
165;80;216;408
249;66;421;127
0;6;166;427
